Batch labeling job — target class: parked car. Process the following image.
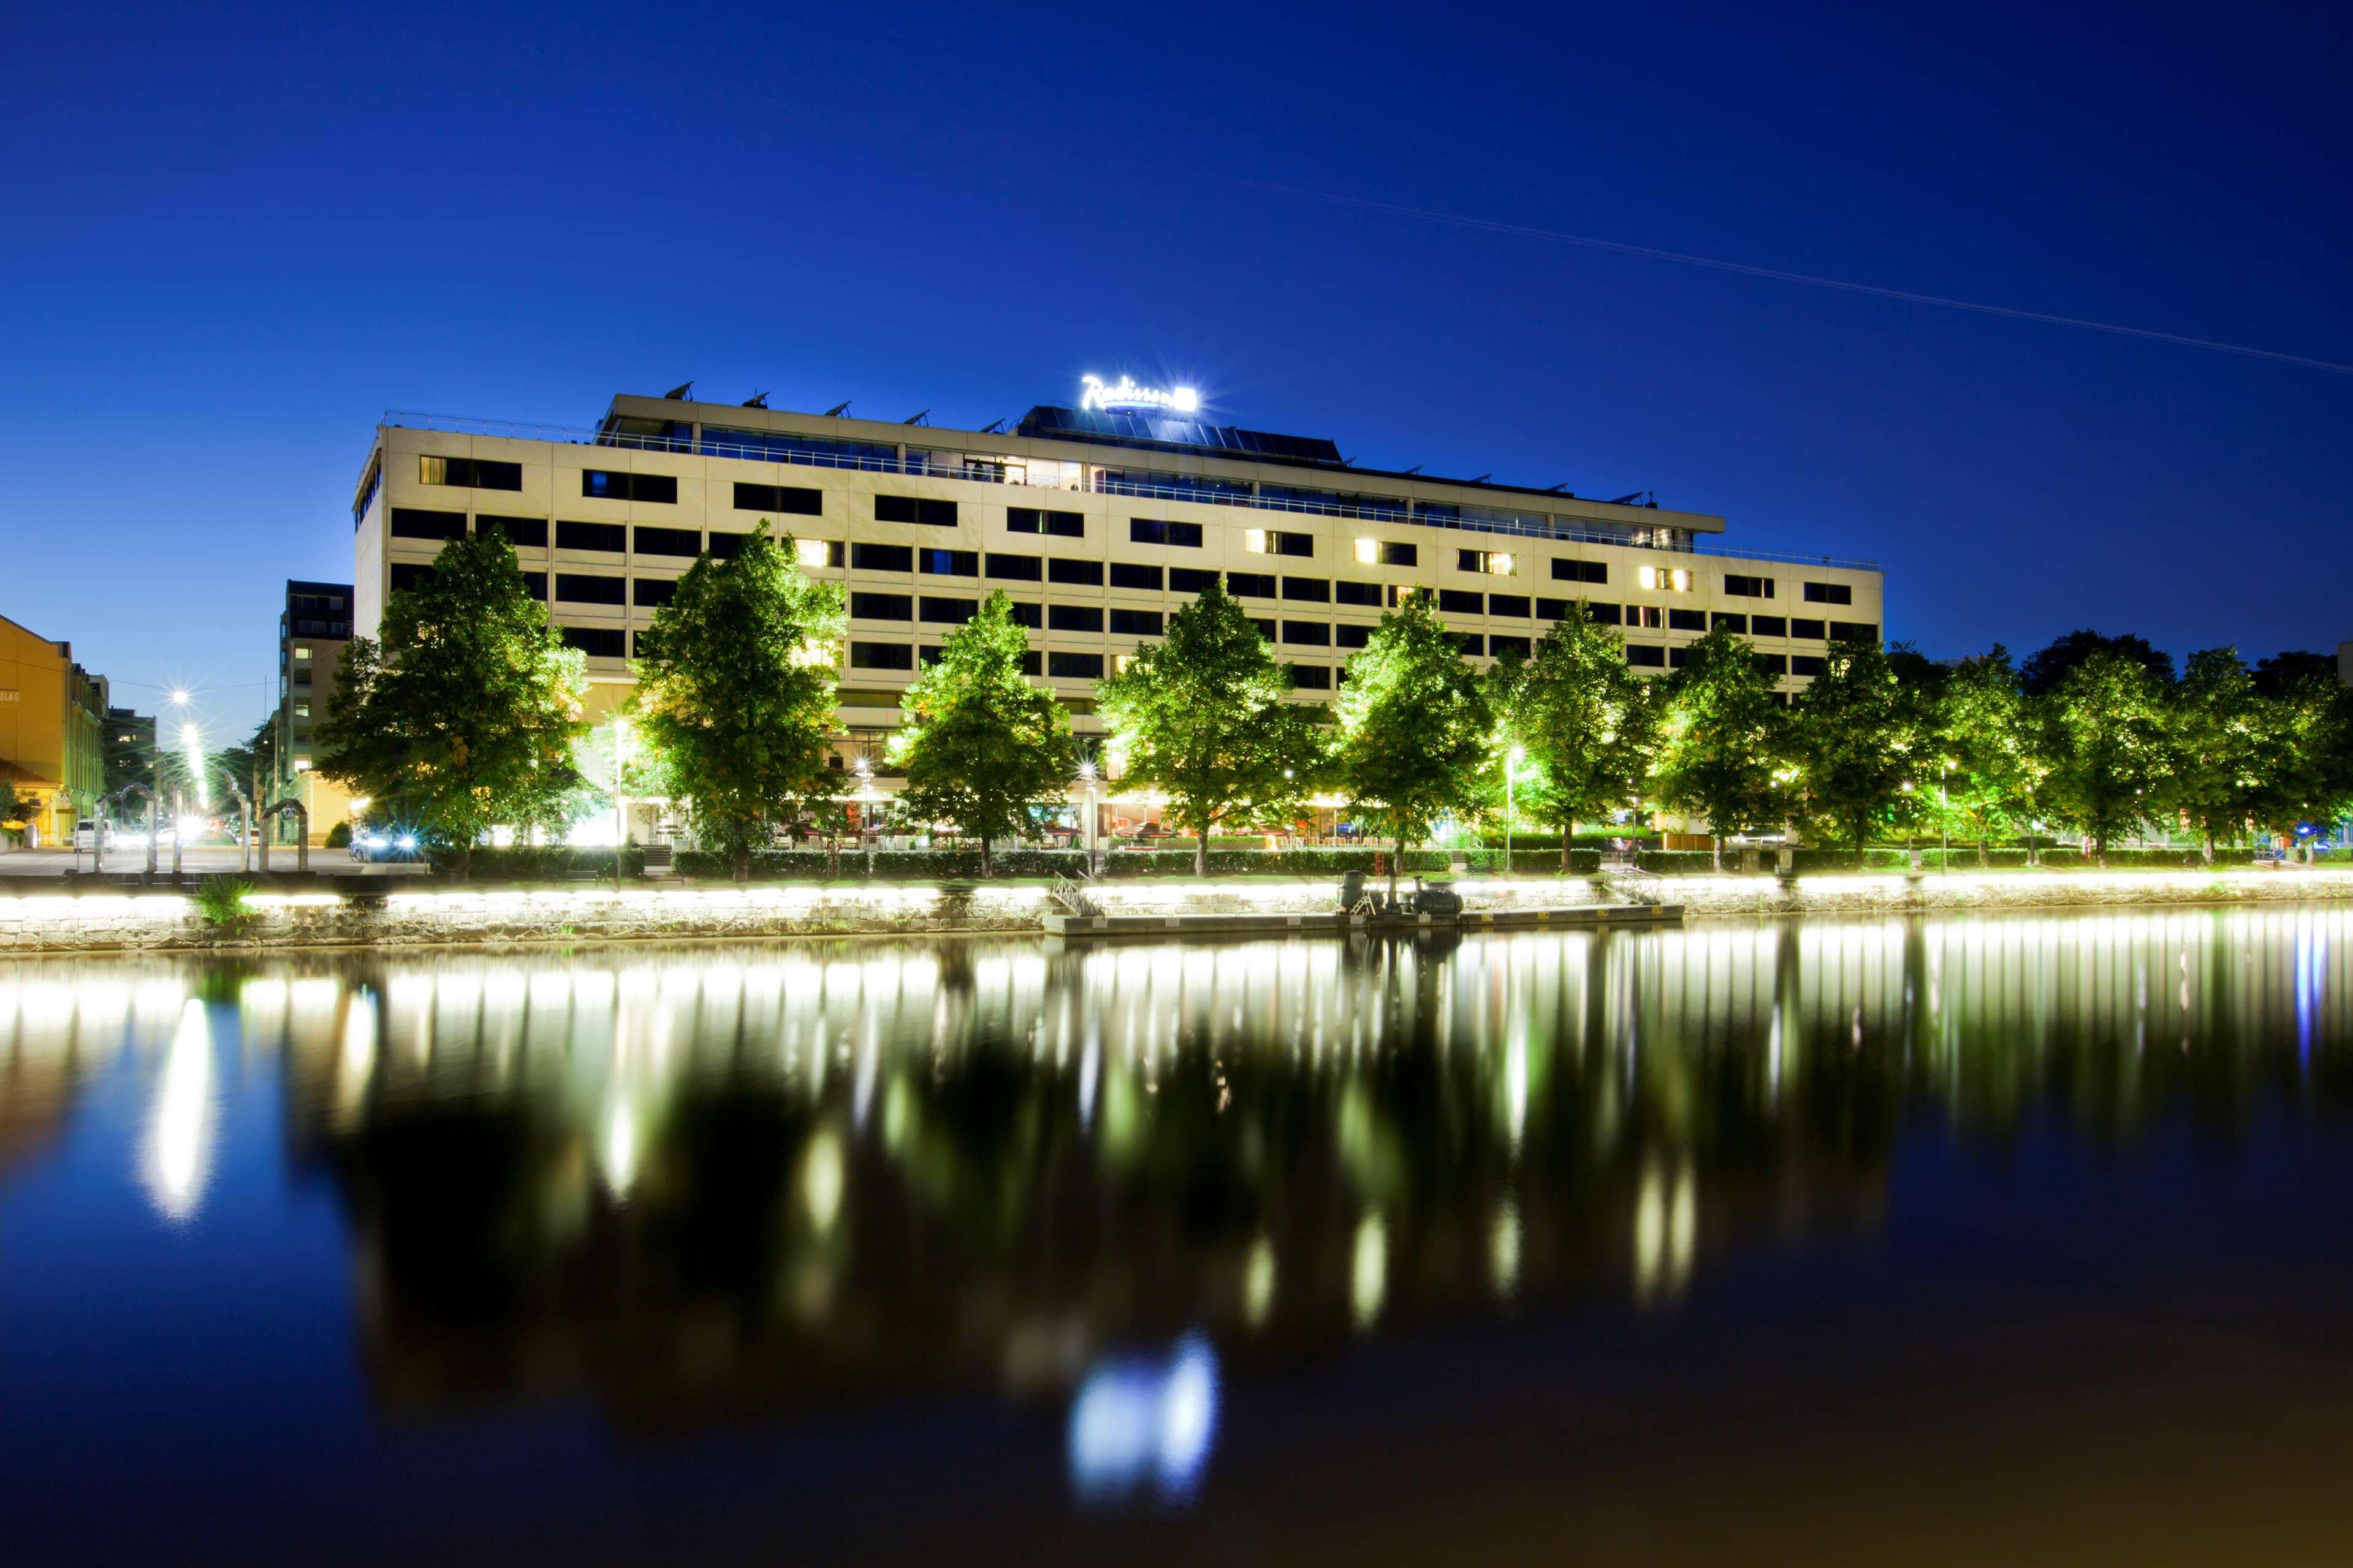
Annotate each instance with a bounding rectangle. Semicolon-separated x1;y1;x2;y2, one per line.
349;828;424;863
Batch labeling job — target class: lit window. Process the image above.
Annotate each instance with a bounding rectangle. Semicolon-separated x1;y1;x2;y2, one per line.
1636;566;1693;593
1458;549;1516;577
293;646;312;660
795;537;831;569
1114;653;1136;675
1353;537;1380;565
292;758;313;772
1245;528;1269;554
293;703;310;718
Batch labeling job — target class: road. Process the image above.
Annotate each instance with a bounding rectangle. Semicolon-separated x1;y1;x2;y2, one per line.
0;846;351;877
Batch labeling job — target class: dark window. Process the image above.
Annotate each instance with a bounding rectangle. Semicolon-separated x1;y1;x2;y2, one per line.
1227;572;1277;599
390;562;436;593
1668;608;1707;632
919;646;949;667
876;494;959;527
1831;621;1880;644
1380;542;1418;567
631;627;661;660
920;597;977;624
1129;518;1203;547
633;578;676;608
1386;585;1427;607
1253;529;1314;557
1008;507;1085;537
1724;573;1774;599
1007;602;1042;629
1290;665;1332;691
1048;604;1104;633
1438;589;1484;616
1553;558;1608;584
560;626;627;658
1282;621;1330;646
1585;602;1622;625
1335;580;1382;607
581;471;675;504
1049;558;1104;587
1168;567;1219;594
920;548;979;577
1791;618;1828;640
1712;612;1748;634
1803;581;1853;605
707;531;746;561
850;642;914;671
985;553;1042;581
634;525;701;557
732;482;821;515
557;520;627;553
1282;577;1330;603
1790;654;1828;678
390;507;465;540
851;543;914;573
1019;650;1042;676
1110;608;1163;637
1625;644;1666;668
1446;631;1485;656
1249;618;1277;641
1489;635;1532;660
1488;594;1530;618
555;573;626;605
1535;597;1570;620
520;570;547;600
420;455;522;490
476;515;548;548
1047;651;1103;680
1336;623;1374;649
1752;615;1788;637
1109;562;1164;591
1668;648;1694;669
851;592;914;621
1754;653;1790;676
1630;606;1665;629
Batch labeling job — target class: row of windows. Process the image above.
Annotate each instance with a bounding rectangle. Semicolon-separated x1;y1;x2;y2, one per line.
420;455;524;491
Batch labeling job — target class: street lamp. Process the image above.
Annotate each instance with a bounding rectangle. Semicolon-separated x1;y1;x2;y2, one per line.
1503;745;1526;878
1077;753;1101;875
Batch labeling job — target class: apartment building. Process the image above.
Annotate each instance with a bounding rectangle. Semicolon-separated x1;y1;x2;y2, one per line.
0;613;109;843
352;384;1884;746
274;580;355;843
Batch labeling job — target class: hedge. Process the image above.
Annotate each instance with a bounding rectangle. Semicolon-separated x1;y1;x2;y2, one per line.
424;844;648;879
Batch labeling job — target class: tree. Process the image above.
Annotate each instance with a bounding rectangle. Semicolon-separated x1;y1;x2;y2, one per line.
1929;645;2040;863
1651;625;1784;871
1785;638;1932;861
1097;577;1325;876
317;529;588;876
1333;593;1491;903
633;522;845;881
889;591;1073;876
1491;607;1654;866
2251;650;2340;699
2020;629;2175;698
2162;648;2272;862
2250;665;2353;859
2032;648;2170;866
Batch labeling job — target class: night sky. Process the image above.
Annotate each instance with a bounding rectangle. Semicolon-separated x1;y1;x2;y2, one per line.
5;1;2346;747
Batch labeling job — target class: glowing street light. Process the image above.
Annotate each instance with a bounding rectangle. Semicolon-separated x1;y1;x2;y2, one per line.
169;687;192;706
1503;745;1526;877
181;722;208;809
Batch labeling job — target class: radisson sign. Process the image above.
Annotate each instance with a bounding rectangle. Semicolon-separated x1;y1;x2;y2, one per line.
1079;374;1199;415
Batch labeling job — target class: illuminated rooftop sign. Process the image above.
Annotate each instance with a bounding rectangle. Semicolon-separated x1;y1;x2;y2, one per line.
1080;374;1199;415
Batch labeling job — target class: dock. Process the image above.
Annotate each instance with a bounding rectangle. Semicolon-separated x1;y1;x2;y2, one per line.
1041;903;1686;941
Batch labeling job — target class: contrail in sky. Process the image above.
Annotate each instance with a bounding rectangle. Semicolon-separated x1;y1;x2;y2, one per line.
1242;180;2353;377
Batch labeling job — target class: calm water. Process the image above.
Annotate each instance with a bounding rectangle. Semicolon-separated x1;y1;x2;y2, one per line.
4;909;2353;1564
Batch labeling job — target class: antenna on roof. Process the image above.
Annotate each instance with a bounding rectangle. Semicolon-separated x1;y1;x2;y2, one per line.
1608;490;1655;507
979;417;1006;434
663;382;693;400
1544;482;1572;494
1400;464;1423;475
742;392;768;409
903;409;930;425
824;401;851;417
1470;473;1491;484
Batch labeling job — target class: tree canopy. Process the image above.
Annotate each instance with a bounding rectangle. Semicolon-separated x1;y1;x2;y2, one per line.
1333;593;1491;895
1489;606;1654;863
2019;629;2176;697
2032;648;2172;863
1651;625;1785;869
1785;638;1933;857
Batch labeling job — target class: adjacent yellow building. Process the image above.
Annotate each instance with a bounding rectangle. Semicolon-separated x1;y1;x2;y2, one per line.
0;614;108;844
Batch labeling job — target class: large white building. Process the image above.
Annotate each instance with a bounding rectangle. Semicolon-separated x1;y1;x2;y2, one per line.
352;382;1883;762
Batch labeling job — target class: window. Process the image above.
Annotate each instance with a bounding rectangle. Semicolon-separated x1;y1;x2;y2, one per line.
1047;651;1103;680
1446;632;1485;657
561;626;628;658
1751;614;1788;637
1049;558;1104;587
1129;518;1203;547
1535;597;1570;620
389;562;435;593
1791;618;1828;640
476;515;548;548
1803;581;1853;605
1638;565;1693;591
1669;648;1694;669
390;507;465;540
733;482;821;515
1109;608;1163;637
1458;548;1516;576
1282;577;1330;603
1625;644;1667;668
1019;650;1042;676
1168;567;1218;594
1553;558;1607;584
986;552;1042;581
1048;604;1104;633
292;645;312;661
1724;574;1774;599
1831;621;1880;645
1630;605;1664;629
707;531;746;561
1290;665;1332;691
1585;602;1622;625
851;542;914;573
1007;507;1084;537
1353;538;1415;566
1712;612;1748;634
921;597;977;624
876;494;958;527
1249;618;1277;641
1334;580;1382;607
1438;589;1484;615
1489;635;1532;660
555;573;626;605
1282;621;1330;646
521;570;547;599
1227;572;1276;598
420;455;522;490
631;629;663;660
1790;654;1828;678
1387;584;1427;607
1668;608;1707;632
557;520;627;553
851;642;914;671
1335;623;1374;649
581;471;676;504
634;525;701;557
1244;528;1313;556
292;702;310;718
1007;602;1042;628
634;578;677;608
851;592;914;621
1488;594;1530;618
920;548;979;577
1754;653;1790;676
1109;562;1163;591
795;538;845;569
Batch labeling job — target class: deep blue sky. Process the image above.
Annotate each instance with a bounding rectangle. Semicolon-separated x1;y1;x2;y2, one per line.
5;0;2346;743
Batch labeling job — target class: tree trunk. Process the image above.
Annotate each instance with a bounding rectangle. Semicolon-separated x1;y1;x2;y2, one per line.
2202;830;2214;865
1195;817;1209;878
457;840;472;883
1561;818;1573;871
1389;835;1402;909
1711;834;1722;873
980;835;993;879
2094;832;2108;871
1976;838;1988;868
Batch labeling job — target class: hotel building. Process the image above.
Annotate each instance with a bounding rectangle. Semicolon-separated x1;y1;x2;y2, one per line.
351;385;1883;755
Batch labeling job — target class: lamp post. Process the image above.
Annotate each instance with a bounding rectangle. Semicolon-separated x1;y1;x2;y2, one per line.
1504;746;1524;879
1078;754;1101;876
1940;759;1951;873
610;718;630;892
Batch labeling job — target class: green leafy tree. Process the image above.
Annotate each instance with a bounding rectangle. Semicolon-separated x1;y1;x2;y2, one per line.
888;591;1073;876
1652;624;1784;870
1785;638;1933;861
317;529;588;876
2251;666;2353;859
2032;648;2170;866
1924;645;2041;863
633;522;845;881
2162;648;2274;862
1490;607;1655;866
1097;577;1325;876
1334;593;1492;902
2020;629;2176;697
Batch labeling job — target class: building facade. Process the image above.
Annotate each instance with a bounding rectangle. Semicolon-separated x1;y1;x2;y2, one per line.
354;387;1883;749
275;580;355;843
0;614;109;843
